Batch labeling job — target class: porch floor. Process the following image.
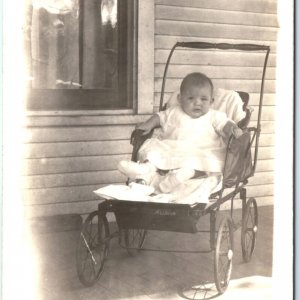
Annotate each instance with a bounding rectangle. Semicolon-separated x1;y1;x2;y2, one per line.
31;205;273;300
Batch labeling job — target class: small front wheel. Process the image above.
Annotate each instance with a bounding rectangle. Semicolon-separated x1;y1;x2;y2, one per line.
241;197;258;262
76;211;109;286
214;216;234;294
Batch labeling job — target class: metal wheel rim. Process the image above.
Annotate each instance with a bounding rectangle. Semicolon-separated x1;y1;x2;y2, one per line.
76;211;109;286
122;229;147;256
214;216;234;294
241;198;258;262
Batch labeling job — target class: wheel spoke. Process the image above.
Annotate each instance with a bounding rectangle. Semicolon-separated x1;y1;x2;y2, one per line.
124;229;146;256
214;217;233;293
76;211;109;286
241;198;258;262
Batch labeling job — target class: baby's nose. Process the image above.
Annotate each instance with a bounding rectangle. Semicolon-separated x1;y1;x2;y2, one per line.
194;98;202;105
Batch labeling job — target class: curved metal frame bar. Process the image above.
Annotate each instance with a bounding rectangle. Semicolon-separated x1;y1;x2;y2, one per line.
159;41;270;175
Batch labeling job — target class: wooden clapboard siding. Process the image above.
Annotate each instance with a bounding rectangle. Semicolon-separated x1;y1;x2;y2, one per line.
155;5;278;28
21;134;274;176
24;180;274;206
23;167;274;190
22;170;127;190
23;167;274;191
22;154;131;176
155;65;276;80
23;125;135;143
23;140;133;159
155;78;276;94
156;20;277;41
24;114;150;128
154;93;276;107
154;49;276;66
24;195;274;218
155;0;277;14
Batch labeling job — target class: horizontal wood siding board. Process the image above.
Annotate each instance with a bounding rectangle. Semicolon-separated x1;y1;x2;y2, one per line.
155;78;276;94
156;5;278;28
25;195;274;218
23;152;273;177
155;0;277;15
22;154;132;176
155;36;277;54
23;182;274;205
255;146;274;159
22;163;274;189
154;93;275;107
24;200;104;218
251;106;275;121
23;125;135;143
23;184;107;205
247;171;274;186
23;140;133;159
255;159;273;172
23;170;127;189
220;196;273;210
155;20;277;41
155;49;276;66
23;122;274;158
155;65;276;80
24;114;151;128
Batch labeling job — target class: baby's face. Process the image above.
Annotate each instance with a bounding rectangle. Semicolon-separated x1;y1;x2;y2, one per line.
179;84;213;118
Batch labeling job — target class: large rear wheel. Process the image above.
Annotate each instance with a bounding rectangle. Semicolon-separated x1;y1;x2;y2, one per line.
76;211;109;286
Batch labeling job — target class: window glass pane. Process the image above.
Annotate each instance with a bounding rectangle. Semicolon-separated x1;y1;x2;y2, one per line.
29;0;119;90
30;0;80;89
24;0;134;110
82;0;119;89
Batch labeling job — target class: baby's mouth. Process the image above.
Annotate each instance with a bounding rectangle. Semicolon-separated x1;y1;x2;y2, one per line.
193;108;202;113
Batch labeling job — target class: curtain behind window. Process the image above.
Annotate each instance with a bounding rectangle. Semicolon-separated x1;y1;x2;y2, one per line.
27;0;119;90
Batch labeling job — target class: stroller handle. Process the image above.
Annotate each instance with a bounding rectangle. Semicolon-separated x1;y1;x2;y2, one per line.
176;42;270;52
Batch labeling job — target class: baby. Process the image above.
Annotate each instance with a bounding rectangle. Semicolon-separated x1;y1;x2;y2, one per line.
118;72;243;193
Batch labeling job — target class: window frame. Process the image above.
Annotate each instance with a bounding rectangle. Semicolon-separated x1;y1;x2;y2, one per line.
25;0;154;116
26;0;139;111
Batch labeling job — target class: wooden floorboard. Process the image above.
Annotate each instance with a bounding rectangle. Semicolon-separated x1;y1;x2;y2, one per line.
29;205;273;299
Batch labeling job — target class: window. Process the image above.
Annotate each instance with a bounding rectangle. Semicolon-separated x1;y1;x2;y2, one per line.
24;0;136;110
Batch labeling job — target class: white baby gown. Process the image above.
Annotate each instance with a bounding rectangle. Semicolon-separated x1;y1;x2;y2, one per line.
138;106;229;173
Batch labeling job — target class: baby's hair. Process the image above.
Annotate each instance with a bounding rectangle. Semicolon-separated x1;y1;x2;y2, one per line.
180;72;214;96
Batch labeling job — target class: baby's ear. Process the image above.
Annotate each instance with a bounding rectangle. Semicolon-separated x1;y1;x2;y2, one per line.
177;93;183;104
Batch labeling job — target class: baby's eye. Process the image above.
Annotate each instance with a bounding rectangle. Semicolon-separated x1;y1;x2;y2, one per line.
188;97;194;101
201;98;208;101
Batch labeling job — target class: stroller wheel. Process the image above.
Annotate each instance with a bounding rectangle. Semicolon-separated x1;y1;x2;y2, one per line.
120;228;147;256
76;211;109;286
241;197;258;262
214;216;234;294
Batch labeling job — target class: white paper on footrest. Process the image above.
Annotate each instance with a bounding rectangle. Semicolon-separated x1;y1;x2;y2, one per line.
94;183;154;202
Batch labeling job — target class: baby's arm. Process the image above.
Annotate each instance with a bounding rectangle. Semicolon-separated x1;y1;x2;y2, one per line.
223;120;243;138
136;114;161;135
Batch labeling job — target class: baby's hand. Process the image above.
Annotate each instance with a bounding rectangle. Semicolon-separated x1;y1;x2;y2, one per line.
135;114;160;135
232;127;243;139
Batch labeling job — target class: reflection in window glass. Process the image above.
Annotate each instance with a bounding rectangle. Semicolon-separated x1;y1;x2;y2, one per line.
28;0;119;90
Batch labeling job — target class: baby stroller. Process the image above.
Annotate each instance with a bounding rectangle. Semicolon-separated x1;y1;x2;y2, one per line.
75;42;270;294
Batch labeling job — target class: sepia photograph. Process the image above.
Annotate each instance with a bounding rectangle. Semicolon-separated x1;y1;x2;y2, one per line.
2;0;294;299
